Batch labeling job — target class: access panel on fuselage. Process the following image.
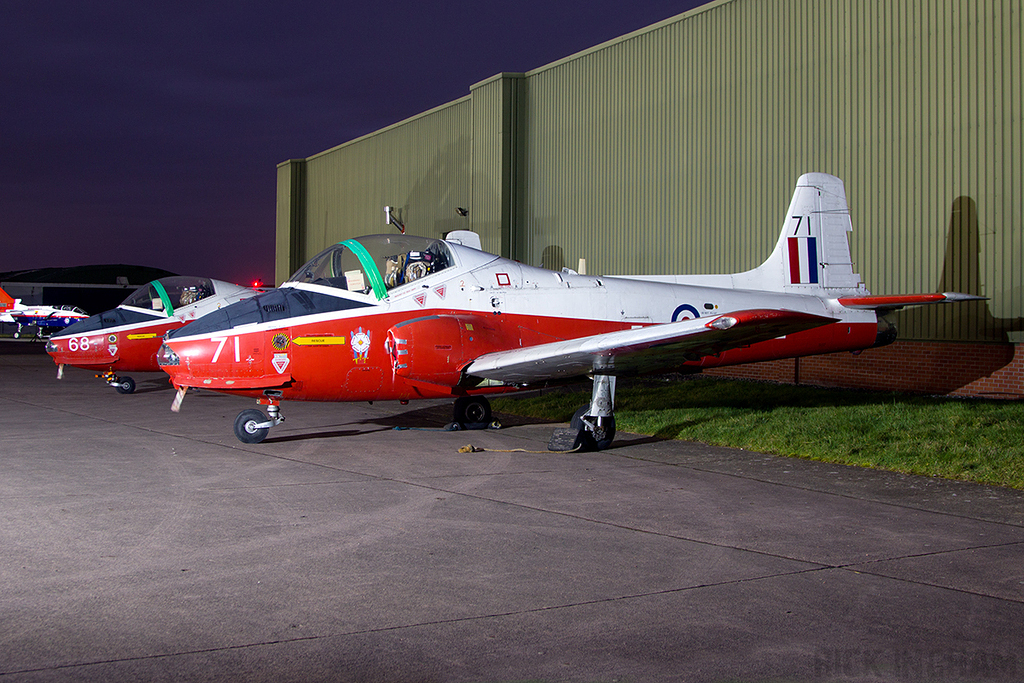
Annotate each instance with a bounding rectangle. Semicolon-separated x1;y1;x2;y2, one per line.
275;315;420;402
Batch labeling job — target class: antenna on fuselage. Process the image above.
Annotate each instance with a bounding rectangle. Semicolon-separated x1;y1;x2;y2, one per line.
384;206;406;234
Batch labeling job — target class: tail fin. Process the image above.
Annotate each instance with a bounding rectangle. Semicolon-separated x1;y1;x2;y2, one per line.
0;287;16;313
735;173;866;296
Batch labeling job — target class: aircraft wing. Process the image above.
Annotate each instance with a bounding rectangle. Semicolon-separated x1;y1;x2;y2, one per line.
462;309;836;385
837;292;985;313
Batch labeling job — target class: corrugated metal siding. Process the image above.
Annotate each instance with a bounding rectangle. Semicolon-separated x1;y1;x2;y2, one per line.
291;97;473;269
470;73;527;258
279;0;1021;342
470;76;506;255
275;160;305;284
521;0;1021;341
274;162;293;285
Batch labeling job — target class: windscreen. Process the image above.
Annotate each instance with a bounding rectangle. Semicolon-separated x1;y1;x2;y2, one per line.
166;288;372;338
56;308;164;336
122;277;215;313
289;235;452;299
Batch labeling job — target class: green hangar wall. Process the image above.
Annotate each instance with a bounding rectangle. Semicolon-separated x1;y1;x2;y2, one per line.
277;0;1023;397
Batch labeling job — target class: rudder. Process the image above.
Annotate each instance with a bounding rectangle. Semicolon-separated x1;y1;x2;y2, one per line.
735;173;866;296
0;287;16;313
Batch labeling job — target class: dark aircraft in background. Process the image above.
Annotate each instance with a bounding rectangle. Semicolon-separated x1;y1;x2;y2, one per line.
1;287;88;339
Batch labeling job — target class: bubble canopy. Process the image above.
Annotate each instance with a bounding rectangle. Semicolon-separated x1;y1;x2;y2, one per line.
289;235;453;300
52;276;218;337
122;276;216;314
167;236;474;339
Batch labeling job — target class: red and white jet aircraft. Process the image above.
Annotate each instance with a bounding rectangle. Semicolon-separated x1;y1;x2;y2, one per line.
157;173;980;448
0;287;89;339
46;276;261;393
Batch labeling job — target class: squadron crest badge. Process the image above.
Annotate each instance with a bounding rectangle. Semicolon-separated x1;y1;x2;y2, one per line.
351;327;371;363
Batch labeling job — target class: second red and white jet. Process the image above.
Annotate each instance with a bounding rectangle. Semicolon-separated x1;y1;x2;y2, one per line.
46;276;261;393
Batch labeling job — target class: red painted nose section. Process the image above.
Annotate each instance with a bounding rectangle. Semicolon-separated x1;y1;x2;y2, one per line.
162;330;292;390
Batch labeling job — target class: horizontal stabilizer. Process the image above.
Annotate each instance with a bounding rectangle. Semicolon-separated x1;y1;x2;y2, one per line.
838;292;986;312
463;309;836;384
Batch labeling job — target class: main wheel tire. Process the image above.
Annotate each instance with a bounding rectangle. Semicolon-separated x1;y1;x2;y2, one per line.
234;408;270;444
114;376;136;394
570;404;616;450
453;396;491;426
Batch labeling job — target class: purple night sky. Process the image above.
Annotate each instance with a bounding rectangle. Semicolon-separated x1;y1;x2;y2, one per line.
2;1;709;286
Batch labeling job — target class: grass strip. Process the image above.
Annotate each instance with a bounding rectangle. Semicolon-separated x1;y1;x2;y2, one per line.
490;377;1024;489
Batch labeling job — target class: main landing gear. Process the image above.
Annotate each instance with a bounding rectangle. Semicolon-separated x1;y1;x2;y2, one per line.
549;374;617;452
234;394;286;444
448;395;498;430
226;380;615;448
13;324;40;340
97;370;136;394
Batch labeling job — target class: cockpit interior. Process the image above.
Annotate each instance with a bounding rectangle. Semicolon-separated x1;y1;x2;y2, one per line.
122;276;215;314
55;277;219;335
290;235;452;300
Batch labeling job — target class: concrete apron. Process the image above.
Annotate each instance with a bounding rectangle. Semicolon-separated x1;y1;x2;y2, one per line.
2;350;1022;682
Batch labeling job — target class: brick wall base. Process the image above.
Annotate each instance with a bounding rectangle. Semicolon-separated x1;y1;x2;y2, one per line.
703;341;1024;399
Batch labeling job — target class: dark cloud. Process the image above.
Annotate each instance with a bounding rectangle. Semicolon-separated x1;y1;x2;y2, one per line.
2;0;707;286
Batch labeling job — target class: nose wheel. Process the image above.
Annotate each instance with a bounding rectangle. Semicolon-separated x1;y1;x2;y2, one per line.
233;398;285;444
98;371;136;394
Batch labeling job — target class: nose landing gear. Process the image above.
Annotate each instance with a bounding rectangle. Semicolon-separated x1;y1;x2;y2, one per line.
233;395;285;444
97;370;136;394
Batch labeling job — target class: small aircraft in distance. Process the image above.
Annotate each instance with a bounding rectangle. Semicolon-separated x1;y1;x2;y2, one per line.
157;173;982;449
0;287;89;339
46;276;262;393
